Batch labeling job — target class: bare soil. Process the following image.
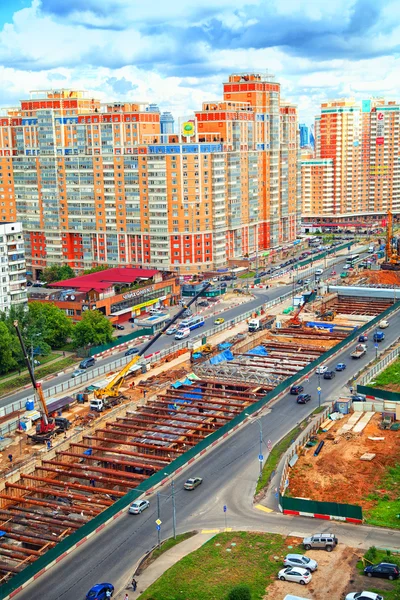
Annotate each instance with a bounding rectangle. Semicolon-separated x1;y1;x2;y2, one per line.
287;413;400;509
264;544;359;599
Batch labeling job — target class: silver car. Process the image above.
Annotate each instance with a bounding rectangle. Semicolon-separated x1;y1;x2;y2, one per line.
277;567;312;585
345;593;383;600
128;500;150;514
303;533;338;551
283;554;318;572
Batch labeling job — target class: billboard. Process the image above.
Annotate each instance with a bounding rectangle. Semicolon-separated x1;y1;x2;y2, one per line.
181;121;195;137
376;111;384;145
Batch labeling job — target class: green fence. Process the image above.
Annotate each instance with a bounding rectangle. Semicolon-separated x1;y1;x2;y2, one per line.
88;328;149;356
280;494;363;521
357;384;400;402
3;298;399;598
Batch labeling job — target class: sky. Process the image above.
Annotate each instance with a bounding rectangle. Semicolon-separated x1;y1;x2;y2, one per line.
0;0;400;125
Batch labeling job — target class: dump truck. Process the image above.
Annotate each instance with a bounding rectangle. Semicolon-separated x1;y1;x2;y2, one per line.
248;315;273;333
351;343;367;359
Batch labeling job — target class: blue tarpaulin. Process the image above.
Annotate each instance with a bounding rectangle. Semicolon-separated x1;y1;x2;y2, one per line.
218;342;232;350
171;380;184;389
306;322;334;331
209;350;234;365
183;378;193;386
247;345;268;356
168;386;202;410
0;531;6;538
83;448;93;456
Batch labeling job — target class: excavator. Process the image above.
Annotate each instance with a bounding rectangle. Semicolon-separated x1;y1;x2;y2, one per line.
14;320;65;443
94;282;211;400
287;290;317;328
381;209;400;271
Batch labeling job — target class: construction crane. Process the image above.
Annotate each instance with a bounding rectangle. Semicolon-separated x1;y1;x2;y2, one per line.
381;209;400;270
14;320;56;442
287;290;317;328
94;282;212;400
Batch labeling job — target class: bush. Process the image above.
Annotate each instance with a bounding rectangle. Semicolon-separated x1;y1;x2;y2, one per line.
365;546;377;562
227;585;252;600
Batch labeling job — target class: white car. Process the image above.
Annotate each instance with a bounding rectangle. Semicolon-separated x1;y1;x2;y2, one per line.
315;365;328;375
345;593;383;600
166;326;178;335
71;368;85;378
378;320;389;329
129;500;150;514
278;566;312;585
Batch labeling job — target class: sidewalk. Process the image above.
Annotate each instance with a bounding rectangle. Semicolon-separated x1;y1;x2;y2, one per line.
115;532;216;599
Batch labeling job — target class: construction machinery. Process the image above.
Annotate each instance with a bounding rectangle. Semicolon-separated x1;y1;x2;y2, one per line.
316;309;336;322
381;209;400;270
14;320;65;443
94;283;211;400
287;290;317;328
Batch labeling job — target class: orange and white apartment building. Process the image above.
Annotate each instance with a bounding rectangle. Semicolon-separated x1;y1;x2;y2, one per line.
302;98;400;229
0;72;300;277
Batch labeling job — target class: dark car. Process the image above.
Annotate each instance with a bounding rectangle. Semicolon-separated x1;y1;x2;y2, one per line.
125;347;140;357
335;362;346;371
220;282;227;288
323;370;336;380
128;317;135;323
358;334;368;342
290;385;304;395
112;323;125;330
364;563;399;580
351;394;366;402
198;300;209;307
86;582;114;599
297;393;311;404
296;279;304;285
79;357;96;369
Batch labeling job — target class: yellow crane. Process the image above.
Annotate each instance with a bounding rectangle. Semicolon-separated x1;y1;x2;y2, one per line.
94;282;211;399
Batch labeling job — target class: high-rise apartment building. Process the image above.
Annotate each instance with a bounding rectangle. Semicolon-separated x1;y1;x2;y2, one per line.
299;124;309;148
160;112;174;142
302;98;400;227
0;74;300;277
0;222;27;311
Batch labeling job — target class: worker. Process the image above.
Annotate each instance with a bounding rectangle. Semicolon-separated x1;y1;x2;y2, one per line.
124;594;129;600
132;578;137;591
8;454;12;463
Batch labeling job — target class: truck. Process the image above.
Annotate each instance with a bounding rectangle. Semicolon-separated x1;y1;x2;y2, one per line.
351;343;367;359
248;315;274;333
89;396;124;412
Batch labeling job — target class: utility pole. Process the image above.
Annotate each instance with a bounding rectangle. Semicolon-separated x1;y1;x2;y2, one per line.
245;413;263;479
171;478;176;539
157;492;161;548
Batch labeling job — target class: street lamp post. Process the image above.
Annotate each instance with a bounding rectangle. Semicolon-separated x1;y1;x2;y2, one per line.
164;472;177;539
245;413;263;479
317;371;321;408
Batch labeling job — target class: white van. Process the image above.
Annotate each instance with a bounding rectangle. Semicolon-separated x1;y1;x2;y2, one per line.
315;268;324;276
175;327;190;340
283;595;311;600
149;306;162;315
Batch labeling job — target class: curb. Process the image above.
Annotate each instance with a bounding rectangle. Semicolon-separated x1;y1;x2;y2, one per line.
281;509;363;524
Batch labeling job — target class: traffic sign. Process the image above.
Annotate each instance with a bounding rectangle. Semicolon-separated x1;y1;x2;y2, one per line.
156;524;161;531
317;386;321;392
223;505;227;513
374;343;378;349
258;454;264;461
155;518;162;526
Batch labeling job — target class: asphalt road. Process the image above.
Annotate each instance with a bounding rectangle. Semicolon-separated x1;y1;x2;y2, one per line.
14;288;400;600
0;249;356;413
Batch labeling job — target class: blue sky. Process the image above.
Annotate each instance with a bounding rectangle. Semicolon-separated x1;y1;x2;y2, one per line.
0;0;399;123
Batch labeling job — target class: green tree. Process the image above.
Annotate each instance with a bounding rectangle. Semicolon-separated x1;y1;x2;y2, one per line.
0;322;18;375
40;264;75;284
227;585;252;600
72;310;113;349
83;265;109;275
28;302;72;349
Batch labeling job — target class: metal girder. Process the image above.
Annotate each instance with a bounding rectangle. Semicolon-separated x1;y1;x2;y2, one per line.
70;442;171;464
61;451;164;472
43;459;146;482
5;482;112;508
99;427;196;446
118;415;215;434
21;474;126;498
39;465;134;489
0;493;99;517
83;434;184;454
158;396;244;413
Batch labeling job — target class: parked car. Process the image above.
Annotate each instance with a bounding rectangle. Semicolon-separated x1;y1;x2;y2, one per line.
79;357;96;369
182;309;193;318
125;347;140;356
358;335;368;342
323;370;336;380
315;365;328;374
220;282;227;288
283;554;318;572
364;562;399;580
215;318;225;325
296;279;304;285
277;567;312;585
198;301;209;307
345;593;383;600
297;393;311;404
335;362;347;371
290;385;304;395
71;368;85;378
86;583;114;600
184;477;203;490
303;278;311;285
303;533;338;552
166;325;178;335
351;394;366;402
112;323;125;330
129;500;150;515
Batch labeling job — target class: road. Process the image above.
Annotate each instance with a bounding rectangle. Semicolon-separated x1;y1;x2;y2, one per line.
14;291;400;600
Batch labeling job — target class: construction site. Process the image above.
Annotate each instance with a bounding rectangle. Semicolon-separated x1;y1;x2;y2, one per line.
0;271;397;585
286;411;400;510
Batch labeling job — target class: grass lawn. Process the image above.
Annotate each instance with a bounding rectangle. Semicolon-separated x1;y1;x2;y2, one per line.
370;357;400;388
0;356;77;397
364;463;400;529
141;532;196;570
138;531;299;600
0;352;62;382
255;424;303;495
238;271;255;279
357;548;400;600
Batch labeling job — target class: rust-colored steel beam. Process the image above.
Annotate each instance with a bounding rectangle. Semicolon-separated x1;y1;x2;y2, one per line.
43;460;146;482
5;482;112;508
0;543;41;557
0;548;34;562
168;388;260;405
100;428;197;447
61;451;164;472
0;511;67;535
70;442;171;463
153;397;243;414
138;406;232;422
39;465;134;489
0;493;99;517
0;524;57;545
0;562;23;574
84;434;184;454
110;421;206;439
21;474;126;498
0;508;81;530
120;413;219;431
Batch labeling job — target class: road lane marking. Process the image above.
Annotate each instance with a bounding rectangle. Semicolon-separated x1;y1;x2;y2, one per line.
255;504;274;513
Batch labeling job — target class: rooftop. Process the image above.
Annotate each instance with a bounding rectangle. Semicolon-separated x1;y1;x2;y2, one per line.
49;267;159;293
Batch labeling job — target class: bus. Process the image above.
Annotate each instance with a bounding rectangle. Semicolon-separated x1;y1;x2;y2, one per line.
179;316;205;331
346;253;359;264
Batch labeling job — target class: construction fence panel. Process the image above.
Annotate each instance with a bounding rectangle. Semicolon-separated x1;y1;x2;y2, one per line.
88;328;150;356
357;346;400;386
279;494;363;521
357;384;400;403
